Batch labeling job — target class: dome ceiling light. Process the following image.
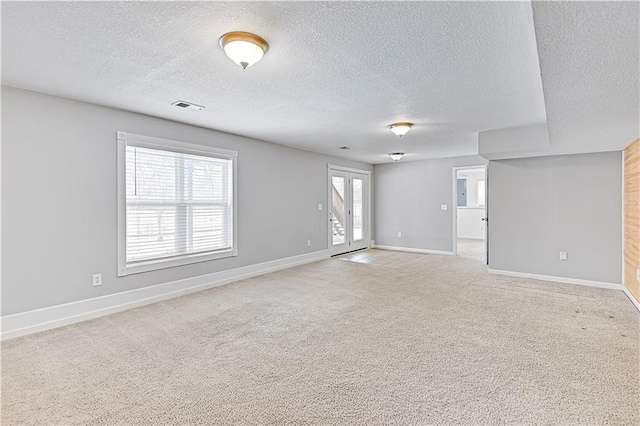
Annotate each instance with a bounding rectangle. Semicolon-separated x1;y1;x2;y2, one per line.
388;122;413;137
219;31;269;69
389;152;405;162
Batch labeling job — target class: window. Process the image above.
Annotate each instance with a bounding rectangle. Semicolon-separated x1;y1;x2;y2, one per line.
117;132;237;276
478;180;486;207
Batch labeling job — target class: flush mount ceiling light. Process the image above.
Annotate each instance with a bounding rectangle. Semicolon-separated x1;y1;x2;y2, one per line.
389;152;405;162
388;122;413;137
219;31;269;69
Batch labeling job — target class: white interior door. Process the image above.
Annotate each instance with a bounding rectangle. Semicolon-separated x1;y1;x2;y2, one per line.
484;166;489;265
329;168;369;255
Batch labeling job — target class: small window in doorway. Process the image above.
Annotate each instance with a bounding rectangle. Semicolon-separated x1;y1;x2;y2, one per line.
478;180;485;206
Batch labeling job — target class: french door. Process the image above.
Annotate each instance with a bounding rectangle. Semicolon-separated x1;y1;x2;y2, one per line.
329;167;369;256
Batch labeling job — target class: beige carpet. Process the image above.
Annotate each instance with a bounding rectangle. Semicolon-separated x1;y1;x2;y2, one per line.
457;238;485;261
2;249;639;425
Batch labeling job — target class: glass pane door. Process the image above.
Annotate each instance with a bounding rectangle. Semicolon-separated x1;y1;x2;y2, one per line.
329;169;369;255
352;178;363;241
331;174;347;247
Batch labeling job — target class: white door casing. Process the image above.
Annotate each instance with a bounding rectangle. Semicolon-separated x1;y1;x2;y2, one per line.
328;165;370;256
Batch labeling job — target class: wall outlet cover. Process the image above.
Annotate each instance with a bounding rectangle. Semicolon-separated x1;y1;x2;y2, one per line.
559;252;568;261
397;232;402;238
441;204;448;211
92;274;102;287
318;204;323;211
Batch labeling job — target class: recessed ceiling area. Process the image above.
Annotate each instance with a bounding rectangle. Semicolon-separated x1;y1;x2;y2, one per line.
1;1;637;164
532;1;639;155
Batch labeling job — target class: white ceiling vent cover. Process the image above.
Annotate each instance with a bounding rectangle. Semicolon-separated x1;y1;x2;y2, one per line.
171;100;205;111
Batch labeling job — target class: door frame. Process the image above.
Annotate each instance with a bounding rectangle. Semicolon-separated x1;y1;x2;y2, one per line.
327;164;372;255
452;165;488;263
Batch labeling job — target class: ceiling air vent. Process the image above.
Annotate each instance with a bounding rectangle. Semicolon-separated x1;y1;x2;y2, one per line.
172;100;205;111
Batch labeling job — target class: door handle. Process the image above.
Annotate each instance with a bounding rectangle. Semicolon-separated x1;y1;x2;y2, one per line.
481;218;488;221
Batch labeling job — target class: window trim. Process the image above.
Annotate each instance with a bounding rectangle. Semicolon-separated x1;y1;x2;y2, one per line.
117;131;238;277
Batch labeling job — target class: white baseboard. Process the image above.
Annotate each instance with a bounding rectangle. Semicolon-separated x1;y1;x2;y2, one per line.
622;286;640;312
373;245;454;256
1;250;330;341
488;269;624;291
490;268;638;312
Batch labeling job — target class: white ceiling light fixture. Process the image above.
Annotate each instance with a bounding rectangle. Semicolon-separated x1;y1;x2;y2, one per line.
388;122;413;137
219;31;269;69
389;152;405;161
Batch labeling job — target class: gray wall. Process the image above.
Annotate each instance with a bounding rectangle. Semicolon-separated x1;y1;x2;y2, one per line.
1;87;372;315
374;156;488;252
488;152;622;284
478;123;550;160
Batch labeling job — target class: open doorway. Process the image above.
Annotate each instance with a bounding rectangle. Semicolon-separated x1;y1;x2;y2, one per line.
453;166;487;263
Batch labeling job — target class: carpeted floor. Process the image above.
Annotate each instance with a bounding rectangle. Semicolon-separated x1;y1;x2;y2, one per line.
2;249;639;425
457;238;485;261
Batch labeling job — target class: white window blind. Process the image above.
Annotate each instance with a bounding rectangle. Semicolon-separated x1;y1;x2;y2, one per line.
117;132;237;276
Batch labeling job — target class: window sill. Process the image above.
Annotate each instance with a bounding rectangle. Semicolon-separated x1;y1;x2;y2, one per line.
118;249;237;277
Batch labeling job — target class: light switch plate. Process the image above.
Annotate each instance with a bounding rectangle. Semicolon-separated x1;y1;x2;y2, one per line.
441;204;448;211
397;232;402;238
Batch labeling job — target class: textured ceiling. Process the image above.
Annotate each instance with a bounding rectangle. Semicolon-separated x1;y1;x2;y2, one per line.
1;1;547;164
3;2;637;163
532;0;639;155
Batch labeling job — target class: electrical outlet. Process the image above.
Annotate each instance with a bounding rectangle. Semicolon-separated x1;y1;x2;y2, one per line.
307;240;312;247
441;204;448;211
92;274;102;287
397;232;402;238
317;204;323;211
559;252;568;261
